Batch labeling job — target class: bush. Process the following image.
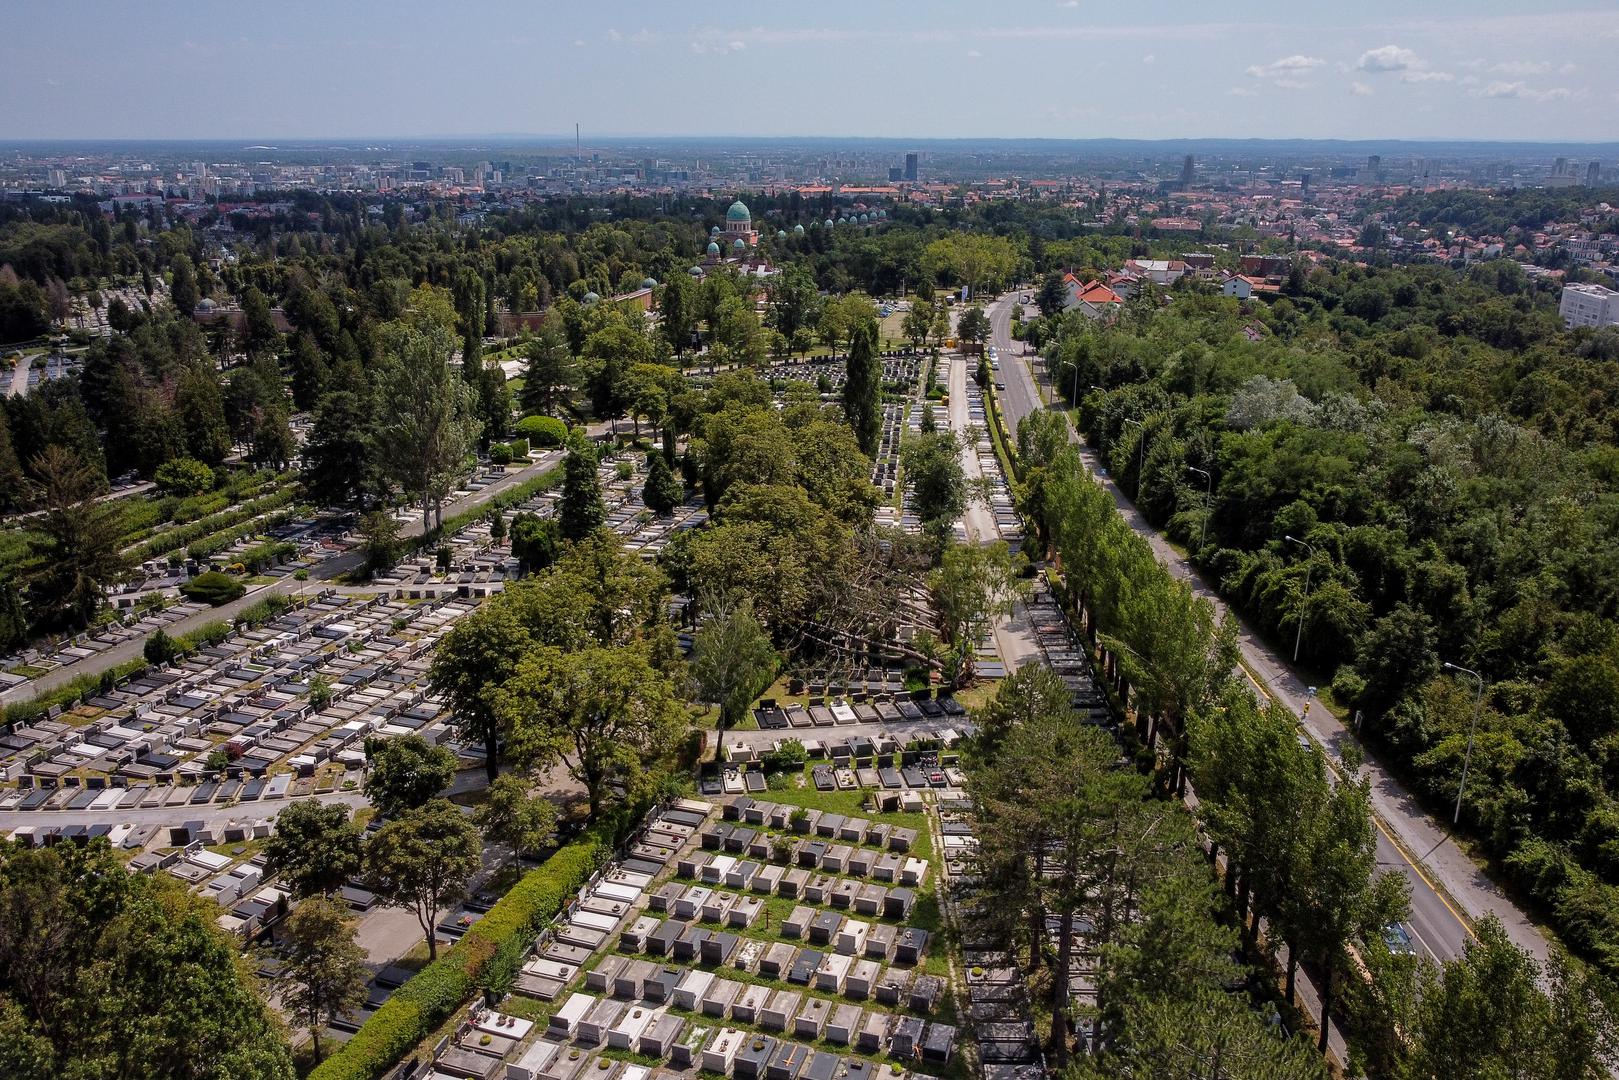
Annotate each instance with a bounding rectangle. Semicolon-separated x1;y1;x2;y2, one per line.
514;414;568;448
143;628;179;666
180;571;245;606
507;438;530;459
488;442;513;466
765;738;809;773
153;457;215;496
309;828;614;1080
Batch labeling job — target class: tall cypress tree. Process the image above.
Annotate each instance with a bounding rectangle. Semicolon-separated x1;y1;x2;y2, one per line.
843;320;881;457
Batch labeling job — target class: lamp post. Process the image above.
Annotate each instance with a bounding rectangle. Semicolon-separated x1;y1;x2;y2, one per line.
1284;534;1314;664
1123;418;1145;493
1188;466;1212;551
1441;661;1484;826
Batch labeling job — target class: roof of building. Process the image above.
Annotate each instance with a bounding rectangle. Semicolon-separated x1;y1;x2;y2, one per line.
726;199;751;222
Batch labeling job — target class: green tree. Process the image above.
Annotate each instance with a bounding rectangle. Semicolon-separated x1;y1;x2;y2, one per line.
363;733;456;819
842;321;881;456
362;799;482;961
495;643;684;817
689;596;779;757
174;365;231;465
0;842;294;1080
900;429;967;542
249;405;295;470
1038;270;1068;316
902;297;933;350
376;322;482;530
957;305;991;350
301;390;377;508
357;510;403;577
659;274;698;355
429;603;534;781
281;898;368;1062
26;446;125;632
143;627;179;666
510;512;561;572
519;323;579;416
169;254;199;316
152;456;213;496
474;775;558;857
263;801;364;900
558;437;605;540
929;541;1030;684
643;453;683;515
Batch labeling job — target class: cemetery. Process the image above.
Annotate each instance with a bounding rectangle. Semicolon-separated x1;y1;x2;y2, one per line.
373;783;972;1080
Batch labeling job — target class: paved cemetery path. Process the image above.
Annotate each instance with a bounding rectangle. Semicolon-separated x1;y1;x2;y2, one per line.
945;351;1040;672
1;451;564;709
985;291;1547;973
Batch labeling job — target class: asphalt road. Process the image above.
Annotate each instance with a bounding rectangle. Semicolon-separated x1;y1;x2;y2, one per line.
1;450;563;709
986;293;1547;969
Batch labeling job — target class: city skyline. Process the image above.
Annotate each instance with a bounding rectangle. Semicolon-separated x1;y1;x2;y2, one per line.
4;0;1618;142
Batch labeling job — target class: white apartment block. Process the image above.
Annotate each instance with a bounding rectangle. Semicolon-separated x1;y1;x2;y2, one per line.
1559;283;1619;329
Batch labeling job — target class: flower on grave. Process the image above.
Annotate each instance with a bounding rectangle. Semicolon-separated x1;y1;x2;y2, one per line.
598;1059;612;1070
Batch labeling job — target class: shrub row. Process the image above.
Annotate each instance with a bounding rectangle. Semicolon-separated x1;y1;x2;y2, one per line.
124;485;299;564
2;655;150;725
309;828;614;1080
408;465;562;559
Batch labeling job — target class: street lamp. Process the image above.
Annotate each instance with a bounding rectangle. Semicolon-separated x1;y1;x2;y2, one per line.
1441;661;1484;826
1284;535;1315;664
1122;418;1146;491
1187;466;1212;551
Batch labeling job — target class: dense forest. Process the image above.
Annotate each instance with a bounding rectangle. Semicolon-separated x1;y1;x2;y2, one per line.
1032;256;1619;975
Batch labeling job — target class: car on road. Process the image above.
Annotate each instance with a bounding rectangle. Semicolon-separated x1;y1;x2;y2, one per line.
994;381;1006;390
1382;923;1416;957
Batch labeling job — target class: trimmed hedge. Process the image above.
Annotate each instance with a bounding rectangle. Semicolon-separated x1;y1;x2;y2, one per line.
308;828;613;1080
514;414;568;448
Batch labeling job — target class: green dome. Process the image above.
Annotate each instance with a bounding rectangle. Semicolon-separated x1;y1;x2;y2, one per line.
793;224;805;235
726;199;751;223
824;219;834;228
776;229;787;240
640;277;658;290
732;238;747;251
581;291;600;304
710;225;721;236
687;266;703;276
706;241;720;255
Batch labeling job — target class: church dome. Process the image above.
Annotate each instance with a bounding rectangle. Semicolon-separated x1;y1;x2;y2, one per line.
726;199;751;223
706;241;721;255
732;237;747;251
687;266;703;276
824;219;834;228
710;225;721;236
641;277;658;290
793;223;805;235
776;229;787;240
581;291;600;305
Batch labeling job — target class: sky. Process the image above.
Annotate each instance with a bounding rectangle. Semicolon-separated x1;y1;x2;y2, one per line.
3;1;1617;142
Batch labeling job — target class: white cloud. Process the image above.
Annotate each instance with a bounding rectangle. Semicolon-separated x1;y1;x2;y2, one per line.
1245;54;1323;88
572;38;585;47
1491;59;1553;75
1357;44;1451;83
1141;53;1155;65
1228;86;1258;97
1059;0;1080;6
1475;80;1579;102
966;48;982;58
1357;44;1420;72
606;28;622;43
690;38;745;54
1351;81;1374;96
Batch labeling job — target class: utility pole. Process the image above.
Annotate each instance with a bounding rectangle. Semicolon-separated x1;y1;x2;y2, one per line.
1188;466;1213;551
1284;535;1315;664
1123;418;1146;493
1441;662;1485;826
